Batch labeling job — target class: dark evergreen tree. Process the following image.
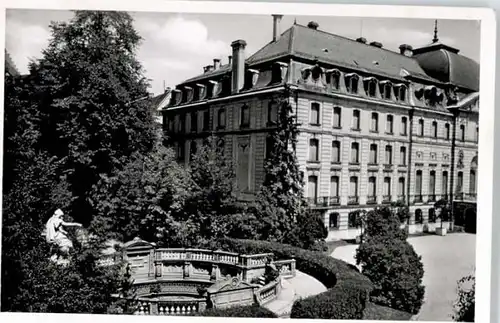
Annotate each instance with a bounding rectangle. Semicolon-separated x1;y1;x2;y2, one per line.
355;207;425;314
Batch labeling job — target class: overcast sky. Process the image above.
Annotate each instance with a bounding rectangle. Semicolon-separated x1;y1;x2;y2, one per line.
6;9;480;96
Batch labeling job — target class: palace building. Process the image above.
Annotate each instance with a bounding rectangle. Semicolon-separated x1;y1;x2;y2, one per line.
160;16;479;240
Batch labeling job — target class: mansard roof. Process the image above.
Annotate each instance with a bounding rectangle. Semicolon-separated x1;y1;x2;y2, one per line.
248;23;432;80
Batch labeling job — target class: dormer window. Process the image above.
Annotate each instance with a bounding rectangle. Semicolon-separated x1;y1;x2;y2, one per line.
380;81;393;100
364;77;378;97
326;69;341;90
345;73;359;94
311;64;323;81
394;84;407;102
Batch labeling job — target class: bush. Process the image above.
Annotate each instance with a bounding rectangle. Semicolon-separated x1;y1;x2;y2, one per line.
212;238;373;320
198;304;277;318
356;207;425;314
453;274;475;322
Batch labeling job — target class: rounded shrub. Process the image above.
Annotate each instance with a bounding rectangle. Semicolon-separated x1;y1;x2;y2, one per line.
198;304;277;318
355;207;425;314
213;238;373;320
453;274;475;322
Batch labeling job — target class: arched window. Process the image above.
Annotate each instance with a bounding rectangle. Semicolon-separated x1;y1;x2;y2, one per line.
418;119;424;136
432;121;438;138
380;81;393;99
308;175;318;204
345;74;359;94
400;146;407;166
415;170;423;202
445;123;450;140
460;124;466;141
365;78;378;97
368;176;377;204
395;84;406;102
190;140;197;161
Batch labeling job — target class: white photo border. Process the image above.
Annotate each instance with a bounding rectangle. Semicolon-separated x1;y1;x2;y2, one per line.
0;1;495;323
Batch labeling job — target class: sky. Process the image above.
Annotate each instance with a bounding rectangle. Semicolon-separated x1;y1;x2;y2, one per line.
6;9;480;96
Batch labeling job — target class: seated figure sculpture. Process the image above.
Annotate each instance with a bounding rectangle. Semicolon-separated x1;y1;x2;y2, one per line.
45;208;82;262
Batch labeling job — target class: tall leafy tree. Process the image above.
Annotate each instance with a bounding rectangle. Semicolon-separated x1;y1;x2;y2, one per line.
27;11;156;226
253;87;310;244
185;136;251;246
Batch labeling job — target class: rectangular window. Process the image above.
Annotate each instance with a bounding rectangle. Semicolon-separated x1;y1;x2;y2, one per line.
178;140;185;162
371;113;379;132
191;112;198;133
218;109;226;129
432;121;438;138
202;109;210;131
385;145;393;164
179;114;186;133
457;171;464;192
442;171;449;196
332;141;340;163
241;105;250;128
429;171;436;199
330;176;339;197
400;146;407;165
401;117;408;135
398;177;405;197
310;103;320;125
350;176;358;196
268;101;278;125
369;144;378;164
368;177;377;197
329;213;339;229
351;142;359;163
416;170;423;196
352;110;360;130
445;123;450;140
308;176;318;203
470;170;476;194
265;136;274;159
309;139;319;162
333;107;341;128
384;177;391;199
475;126;479;142
386;115;394;134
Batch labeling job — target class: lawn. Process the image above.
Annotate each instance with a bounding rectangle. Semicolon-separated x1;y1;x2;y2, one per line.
363;302;413;320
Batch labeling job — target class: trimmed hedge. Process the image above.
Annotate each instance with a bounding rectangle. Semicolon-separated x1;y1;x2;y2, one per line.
197;304;278;318
213;238;373;320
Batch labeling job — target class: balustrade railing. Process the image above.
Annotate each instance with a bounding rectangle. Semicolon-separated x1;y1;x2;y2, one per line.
382;195;391;203
428;194;436;202
256;279;281;305
367;195;377;204
157;300;203;316
274;259;296;279
348;195;359;205
397;195;406;203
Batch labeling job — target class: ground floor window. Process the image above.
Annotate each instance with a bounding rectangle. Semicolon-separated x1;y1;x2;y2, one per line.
329;213;339;229
348;211;359;228
428;208;436;223
415;209;423;224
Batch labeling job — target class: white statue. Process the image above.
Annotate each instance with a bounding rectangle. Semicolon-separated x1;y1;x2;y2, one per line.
45;209;82;257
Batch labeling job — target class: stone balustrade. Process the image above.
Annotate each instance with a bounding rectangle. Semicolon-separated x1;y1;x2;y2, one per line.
134;298;206;316
255;278;282;305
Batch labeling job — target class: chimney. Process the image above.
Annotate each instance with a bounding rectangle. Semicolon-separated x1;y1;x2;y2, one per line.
231;39;247;94
213;58;221;70
307;21;319;30
228;55;233;65
272;14;283;42
369;41;383;48
356;37;367;44
399;44;413;57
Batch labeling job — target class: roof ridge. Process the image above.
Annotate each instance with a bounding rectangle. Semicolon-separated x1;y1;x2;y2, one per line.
293;23;419;62
288;24;296;55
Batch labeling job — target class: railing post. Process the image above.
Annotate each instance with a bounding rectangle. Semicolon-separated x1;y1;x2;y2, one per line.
150;301;158;315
